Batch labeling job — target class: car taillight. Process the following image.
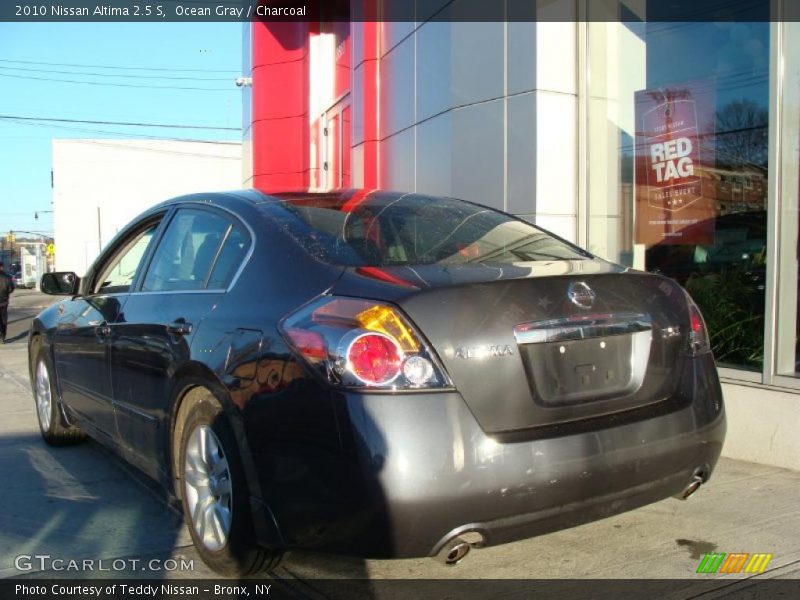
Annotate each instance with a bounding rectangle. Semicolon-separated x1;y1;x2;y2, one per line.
284;328;327;362
347;332;403;385
280;296;451;390
685;293;711;356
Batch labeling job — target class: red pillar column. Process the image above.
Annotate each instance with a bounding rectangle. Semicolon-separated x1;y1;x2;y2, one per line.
250;21;311;192
360;20;380;189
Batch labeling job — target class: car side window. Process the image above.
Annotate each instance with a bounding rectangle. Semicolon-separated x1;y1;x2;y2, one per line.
93;224;158;295
141;208;231;292
206;225;249;289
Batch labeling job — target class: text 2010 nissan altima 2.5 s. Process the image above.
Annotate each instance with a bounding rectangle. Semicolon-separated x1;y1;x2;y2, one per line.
29;190;725;575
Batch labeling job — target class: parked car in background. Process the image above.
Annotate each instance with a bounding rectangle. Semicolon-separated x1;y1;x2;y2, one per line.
12;271;26;289
29;190;726;576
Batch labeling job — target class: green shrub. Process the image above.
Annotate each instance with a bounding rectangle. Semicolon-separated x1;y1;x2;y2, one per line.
685;266;765;367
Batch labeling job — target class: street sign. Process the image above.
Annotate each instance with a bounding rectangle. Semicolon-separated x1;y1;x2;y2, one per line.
46;243;55;256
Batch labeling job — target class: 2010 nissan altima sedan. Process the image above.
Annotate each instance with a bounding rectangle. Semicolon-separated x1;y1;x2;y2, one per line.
29;190;726;575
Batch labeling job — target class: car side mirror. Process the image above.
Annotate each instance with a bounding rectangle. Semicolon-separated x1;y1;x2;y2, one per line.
41;272;80;296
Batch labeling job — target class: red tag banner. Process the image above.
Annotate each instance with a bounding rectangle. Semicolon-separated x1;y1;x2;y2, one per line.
634;86;716;246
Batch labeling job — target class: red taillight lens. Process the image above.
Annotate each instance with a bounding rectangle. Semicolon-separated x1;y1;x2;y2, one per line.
690;307;703;334
280;296;450;390
686;293;711;356
347;333;403;385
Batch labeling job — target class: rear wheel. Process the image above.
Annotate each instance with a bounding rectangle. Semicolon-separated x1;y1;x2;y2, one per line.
32;344;86;445
177;391;282;576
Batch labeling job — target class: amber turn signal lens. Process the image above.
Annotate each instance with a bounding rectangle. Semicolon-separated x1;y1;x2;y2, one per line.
355;304;420;353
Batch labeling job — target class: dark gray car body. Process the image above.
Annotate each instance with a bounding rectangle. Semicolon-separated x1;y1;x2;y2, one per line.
30;190;726;559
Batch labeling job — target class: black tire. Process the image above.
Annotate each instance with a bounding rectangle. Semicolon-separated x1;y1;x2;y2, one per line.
31;342;86;446
177;391;282;576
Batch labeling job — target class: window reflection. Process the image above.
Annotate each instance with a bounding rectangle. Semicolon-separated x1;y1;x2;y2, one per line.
273;193;588;268
589;14;769;369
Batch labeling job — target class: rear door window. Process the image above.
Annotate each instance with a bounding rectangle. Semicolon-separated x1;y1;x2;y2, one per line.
206;225;249;289
141;208;234;292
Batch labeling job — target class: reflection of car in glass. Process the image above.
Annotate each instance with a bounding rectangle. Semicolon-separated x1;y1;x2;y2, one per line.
645;210;766;289
29;190;726;575
645;211;769;367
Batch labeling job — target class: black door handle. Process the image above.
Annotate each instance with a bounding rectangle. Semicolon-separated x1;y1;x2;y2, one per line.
167;319;193;336
95;324;111;337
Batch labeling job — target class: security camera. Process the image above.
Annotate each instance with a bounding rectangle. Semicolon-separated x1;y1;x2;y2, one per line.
235;77;253;87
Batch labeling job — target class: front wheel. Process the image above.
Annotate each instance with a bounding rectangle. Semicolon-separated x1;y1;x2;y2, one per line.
177;392;282;576
32;346;85;446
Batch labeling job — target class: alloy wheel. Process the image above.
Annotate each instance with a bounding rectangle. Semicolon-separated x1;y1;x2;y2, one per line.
35;360;52;432
183;425;233;551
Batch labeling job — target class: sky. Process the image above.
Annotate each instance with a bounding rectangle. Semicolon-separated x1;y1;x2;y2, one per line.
0;22;243;238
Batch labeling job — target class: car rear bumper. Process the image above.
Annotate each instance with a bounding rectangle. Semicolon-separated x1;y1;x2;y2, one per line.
250;356;725;558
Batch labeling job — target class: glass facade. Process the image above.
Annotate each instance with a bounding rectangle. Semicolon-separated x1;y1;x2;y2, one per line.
587;10;779;374
774;20;800;379
246;7;800;390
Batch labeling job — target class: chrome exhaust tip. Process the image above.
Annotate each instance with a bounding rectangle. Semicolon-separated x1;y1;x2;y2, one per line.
434;530;485;565
436;538;473;565
676;475;704;500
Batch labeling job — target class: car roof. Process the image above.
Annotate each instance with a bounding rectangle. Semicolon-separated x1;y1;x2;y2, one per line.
143;189;382;212
138;189;423;221
101;190;394;257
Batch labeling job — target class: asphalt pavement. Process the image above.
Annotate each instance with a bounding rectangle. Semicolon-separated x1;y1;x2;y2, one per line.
0;290;798;593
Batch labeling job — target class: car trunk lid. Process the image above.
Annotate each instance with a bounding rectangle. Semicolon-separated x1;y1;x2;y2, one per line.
332;260;690;434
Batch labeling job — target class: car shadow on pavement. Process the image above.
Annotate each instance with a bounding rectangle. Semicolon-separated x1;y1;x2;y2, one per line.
0;431;188;580
0;422;379;591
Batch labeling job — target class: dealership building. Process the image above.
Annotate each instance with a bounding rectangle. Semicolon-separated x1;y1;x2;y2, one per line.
242;2;799;469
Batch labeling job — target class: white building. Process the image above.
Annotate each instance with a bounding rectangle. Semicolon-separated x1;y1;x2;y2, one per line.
52;139;242;276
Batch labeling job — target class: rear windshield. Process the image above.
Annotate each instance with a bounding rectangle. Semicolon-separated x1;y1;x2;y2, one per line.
264;193;589;267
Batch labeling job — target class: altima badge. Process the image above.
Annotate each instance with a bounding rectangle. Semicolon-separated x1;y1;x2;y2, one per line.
454;345;514;359
567;281;596;309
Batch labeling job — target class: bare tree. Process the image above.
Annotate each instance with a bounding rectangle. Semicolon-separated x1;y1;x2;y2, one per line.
715;99;768;168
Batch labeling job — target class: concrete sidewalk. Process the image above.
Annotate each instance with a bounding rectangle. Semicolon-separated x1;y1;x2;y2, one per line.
0;292;798;590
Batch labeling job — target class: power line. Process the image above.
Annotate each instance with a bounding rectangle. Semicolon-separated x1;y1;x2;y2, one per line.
0;65;233;82
0;116;239;148
0;57;239;74
0;231;53;236
0;114;239;131
0;209;49;215
0;72;237;91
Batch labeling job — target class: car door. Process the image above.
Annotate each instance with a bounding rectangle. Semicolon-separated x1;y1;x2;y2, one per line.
53;220;160;438
109;206;251;466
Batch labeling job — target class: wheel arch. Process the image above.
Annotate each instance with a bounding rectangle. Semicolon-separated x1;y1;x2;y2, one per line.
27;320;51;383
167;361;263;503
28;329;42;385
168;360;286;554
28;326;70;424
28;325;85;443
